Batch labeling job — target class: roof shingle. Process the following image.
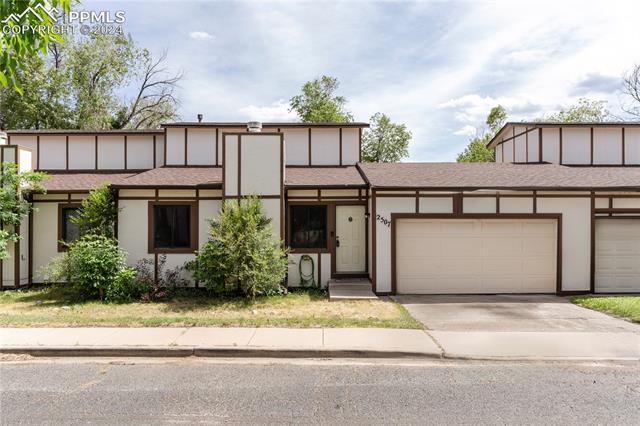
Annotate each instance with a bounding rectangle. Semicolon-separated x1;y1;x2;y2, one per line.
285;166;366;188
357;162;640;190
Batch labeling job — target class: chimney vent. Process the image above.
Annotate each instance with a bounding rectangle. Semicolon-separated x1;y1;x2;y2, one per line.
197;114;203;123
247;121;262;133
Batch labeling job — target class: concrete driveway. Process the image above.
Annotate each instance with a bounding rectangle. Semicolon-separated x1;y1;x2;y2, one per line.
393;294;639;333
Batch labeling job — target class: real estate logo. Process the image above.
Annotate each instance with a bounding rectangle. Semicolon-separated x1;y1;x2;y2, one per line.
2;2;125;36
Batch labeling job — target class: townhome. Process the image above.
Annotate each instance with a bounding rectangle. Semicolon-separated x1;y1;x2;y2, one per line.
2;121;640;295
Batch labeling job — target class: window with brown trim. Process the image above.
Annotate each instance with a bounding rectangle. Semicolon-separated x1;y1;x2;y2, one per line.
290;205;327;249
148;202;197;253
58;204;80;251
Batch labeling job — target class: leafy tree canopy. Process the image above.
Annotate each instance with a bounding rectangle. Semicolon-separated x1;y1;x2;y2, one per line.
70;182;118;239
361;112;412;163
0;0;73;94
289;75;353;123
0;32;181;130
538;98;609;123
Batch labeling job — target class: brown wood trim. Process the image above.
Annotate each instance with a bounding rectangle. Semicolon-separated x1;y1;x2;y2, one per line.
533;190;537;213
590;192;595;292
94;135;98;169
539;128;543;162
622;127;626;165
308;128;312;166
339;128;343;166
512;126;516;163
501;141;504;162
559;127;563;165
215;128;219;166
184;127;188;166
124;135;128;170
525;128;529;162
389;213;563;295
453;193;463;215
163;131;168;167
371;189;377;292
280;133;285;240
147;200;198;254
113;188;119;239
595;207;640;214
65;135;69;170
57;202;82;252
359;128;363;162
153;135;157;168
222;133;226;201
237;135;242;197
329;204;336;277
14;225;20;288
415;190;419;213
36;135;40;169
27;203;33;287
590;127;594;165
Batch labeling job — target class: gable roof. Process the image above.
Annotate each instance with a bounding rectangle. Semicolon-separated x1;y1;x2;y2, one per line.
487;121;640;148
357;162;640;190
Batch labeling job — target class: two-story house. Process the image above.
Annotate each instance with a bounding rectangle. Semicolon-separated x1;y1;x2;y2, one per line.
2;121;640;295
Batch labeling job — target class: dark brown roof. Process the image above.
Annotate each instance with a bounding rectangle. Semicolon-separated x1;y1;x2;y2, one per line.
43;173;135;192
357;162;640;190
285;166;366;188
115;167;222;188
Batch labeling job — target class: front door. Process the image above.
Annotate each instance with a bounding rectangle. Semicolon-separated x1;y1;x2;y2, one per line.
335;205;366;273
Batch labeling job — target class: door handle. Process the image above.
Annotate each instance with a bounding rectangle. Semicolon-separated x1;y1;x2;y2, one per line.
336;238;340;247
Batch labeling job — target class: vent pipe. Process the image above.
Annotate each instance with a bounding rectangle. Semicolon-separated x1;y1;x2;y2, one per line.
247;121;262;133
197;114;203;123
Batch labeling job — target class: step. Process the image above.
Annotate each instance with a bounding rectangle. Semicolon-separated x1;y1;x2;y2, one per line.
328;279;377;302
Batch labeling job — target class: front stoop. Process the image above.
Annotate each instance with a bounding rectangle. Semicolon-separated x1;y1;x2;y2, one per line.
328;278;378;302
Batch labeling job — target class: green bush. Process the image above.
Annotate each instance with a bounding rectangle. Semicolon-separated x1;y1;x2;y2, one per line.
187;196;288;298
105;268;140;303
45;234;138;302
71;182;118;238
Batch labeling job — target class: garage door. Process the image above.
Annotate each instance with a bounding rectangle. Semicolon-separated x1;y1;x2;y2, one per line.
595;219;640;293
395;218;558;294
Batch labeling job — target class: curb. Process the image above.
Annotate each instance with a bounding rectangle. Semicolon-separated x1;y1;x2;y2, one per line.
0;346;442;359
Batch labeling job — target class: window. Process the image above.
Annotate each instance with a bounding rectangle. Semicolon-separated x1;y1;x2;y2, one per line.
58;204;80;251
290;205;327;249
149;202;197;252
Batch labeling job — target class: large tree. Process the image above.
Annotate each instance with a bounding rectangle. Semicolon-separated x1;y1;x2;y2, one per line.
361;113;412;163
0;0;74;94
289;75;353;122
0;33;181;130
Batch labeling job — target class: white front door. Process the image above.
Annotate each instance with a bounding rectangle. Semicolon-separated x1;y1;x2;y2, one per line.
335;205;366;273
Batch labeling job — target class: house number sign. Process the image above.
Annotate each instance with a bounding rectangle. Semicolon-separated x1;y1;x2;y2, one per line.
376;214;391;227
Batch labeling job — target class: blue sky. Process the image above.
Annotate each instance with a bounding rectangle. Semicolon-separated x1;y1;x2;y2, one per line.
87;0;640;161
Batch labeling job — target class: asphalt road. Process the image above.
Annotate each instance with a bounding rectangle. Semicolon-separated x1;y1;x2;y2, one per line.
1;358;639;425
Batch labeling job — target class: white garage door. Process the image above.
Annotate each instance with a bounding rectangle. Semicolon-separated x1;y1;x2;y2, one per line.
395;218;558;294
595;219;640;293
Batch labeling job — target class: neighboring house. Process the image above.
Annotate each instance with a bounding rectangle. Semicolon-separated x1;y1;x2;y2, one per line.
1;121;640;295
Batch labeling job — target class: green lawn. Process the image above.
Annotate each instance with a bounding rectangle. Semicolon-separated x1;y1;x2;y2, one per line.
573;296;640;323
0;286;422;329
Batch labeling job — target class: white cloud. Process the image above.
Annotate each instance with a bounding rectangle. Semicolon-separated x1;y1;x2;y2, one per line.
238;100;298;122
453;125;477;137
189;31;213;41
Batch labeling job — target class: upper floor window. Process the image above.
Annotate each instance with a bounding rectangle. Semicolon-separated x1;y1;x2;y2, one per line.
149;202;197;253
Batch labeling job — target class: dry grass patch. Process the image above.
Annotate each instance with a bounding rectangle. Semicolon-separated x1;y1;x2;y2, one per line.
0;286;422;329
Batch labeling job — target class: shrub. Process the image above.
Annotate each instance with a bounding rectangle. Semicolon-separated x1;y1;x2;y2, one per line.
187;196;288;298
45;234;137;302
134;255;188;302
71;182;118;238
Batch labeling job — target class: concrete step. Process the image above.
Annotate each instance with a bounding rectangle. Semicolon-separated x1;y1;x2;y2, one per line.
328;279;377;302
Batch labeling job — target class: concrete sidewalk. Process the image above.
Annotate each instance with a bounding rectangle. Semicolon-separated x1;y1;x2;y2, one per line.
1;327;639;360
0;327;441;358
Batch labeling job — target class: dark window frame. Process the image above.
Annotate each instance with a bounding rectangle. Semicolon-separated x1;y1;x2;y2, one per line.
288;205;328;251
57;203;81;252
148;201;198;254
